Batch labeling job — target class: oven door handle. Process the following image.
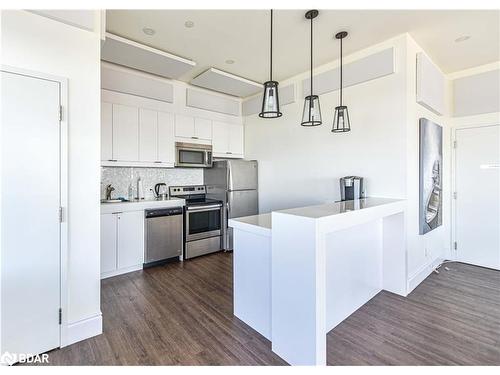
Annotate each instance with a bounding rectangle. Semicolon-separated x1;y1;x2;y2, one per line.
186;204;222;212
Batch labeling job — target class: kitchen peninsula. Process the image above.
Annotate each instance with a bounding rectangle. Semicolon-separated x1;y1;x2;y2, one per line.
229;197;407;366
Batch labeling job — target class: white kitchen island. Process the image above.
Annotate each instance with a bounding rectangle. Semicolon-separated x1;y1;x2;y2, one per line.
229;197;407;366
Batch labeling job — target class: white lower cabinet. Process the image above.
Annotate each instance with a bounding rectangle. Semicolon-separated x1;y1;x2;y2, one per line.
212;121;244;158
100;211;144;279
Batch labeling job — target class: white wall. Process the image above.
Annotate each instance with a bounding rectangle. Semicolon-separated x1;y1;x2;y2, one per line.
405;35;450;287
245;35;408;212
244;33;452;292
1;10;102;344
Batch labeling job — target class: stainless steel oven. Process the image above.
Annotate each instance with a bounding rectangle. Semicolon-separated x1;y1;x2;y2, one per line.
185;204;222;241
175;142;213;168
169;185;223;259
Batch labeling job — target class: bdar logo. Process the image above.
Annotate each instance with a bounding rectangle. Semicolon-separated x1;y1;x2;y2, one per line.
0;351;17;366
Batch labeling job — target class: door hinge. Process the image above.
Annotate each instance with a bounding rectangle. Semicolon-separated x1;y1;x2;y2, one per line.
453;192;457;199
454;241;458;250
59;105;63;121
453;140;457;149
59;207;63;223
58;308;62;325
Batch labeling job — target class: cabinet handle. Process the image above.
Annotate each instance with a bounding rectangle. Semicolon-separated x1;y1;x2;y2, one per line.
154;161;162;164
226;152;233;154
108;159;117;162
191;136;199;139
112;212;122;215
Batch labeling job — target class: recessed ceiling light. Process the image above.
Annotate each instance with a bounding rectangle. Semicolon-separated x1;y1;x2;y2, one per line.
225;59;235;65
455;35;471;43
184;20;195;28
142;27;156;36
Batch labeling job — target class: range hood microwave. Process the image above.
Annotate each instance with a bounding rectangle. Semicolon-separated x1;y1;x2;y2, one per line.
175;142;213;168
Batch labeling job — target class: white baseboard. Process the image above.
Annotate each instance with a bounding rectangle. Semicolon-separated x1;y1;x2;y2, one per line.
64;313;102;347
407;256;444;294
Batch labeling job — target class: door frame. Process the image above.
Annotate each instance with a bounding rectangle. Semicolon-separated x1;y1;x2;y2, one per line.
451;122;500;264
1;65;69;348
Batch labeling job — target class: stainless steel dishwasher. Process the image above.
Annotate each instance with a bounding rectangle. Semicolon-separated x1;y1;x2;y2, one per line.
144;207;183;267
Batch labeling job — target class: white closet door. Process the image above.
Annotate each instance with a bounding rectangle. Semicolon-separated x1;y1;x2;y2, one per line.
112;104;139;161
455;125;500;269
139;108;158;162
1;71;61;355
158;112;175;164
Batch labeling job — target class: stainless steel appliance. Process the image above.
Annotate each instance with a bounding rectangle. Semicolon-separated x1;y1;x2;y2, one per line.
153;183;168;200
175;142;213;168
204;160;258;250
340;176;365;201
144;207;183;267
169;185;223;259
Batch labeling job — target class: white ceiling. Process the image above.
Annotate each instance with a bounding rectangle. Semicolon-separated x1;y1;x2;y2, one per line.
106;9;500;85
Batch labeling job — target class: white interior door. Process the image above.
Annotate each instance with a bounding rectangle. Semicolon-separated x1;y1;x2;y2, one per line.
1;70;62;355
455;125;500;270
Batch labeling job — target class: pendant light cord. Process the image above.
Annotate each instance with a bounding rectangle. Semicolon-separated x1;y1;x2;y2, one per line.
270;9;273;82
310;16;313;97
340;36;343;106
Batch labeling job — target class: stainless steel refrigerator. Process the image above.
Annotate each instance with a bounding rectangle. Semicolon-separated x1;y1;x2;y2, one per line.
204;159;258;250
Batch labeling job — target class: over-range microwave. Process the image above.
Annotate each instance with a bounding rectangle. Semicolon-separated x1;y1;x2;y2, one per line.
175;142;213;168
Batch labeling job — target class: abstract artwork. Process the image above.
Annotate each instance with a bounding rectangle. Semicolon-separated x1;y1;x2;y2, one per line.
419;118;443;234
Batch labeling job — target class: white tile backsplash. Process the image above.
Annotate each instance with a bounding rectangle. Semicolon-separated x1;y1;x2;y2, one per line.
101;167;203;200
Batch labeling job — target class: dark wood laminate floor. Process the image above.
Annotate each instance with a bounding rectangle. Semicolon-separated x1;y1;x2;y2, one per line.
45;253;500;366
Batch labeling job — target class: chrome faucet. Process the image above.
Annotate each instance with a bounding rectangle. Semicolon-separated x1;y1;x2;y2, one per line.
105;184;115;200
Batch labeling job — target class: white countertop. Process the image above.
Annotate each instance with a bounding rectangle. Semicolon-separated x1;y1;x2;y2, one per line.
229;213;272;237
100;198;185;214
277;197;404;219
229;198;405;234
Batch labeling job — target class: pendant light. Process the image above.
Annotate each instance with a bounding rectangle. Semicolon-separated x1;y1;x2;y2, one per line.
301;9;322;127
332;31;351;132
259;9;282;118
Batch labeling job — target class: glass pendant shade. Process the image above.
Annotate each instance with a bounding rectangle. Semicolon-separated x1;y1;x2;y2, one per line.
301;95;322;126
259;10;281;119
301;10;322;127
259;81;282;118
332;31;351;133
332;105;351;132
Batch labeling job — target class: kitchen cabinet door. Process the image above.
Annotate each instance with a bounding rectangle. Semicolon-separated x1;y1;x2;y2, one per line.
174;114;195;138
101;213;117;274
194;117;212;140
112;104;139;161
139;108;158;162
229;124;244;155
158;111;175;165
117;211;144;269
212;121;230;154
101;102;113;161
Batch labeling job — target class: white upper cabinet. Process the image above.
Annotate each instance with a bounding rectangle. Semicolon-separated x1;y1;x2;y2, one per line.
212;121;230;154
174;114;195;138
212;121;244;158
101;98;175;167
194;117;212;140
101;101;113;161
175;114;212;142
139;108;158;162
112;104;139;161
157;111;175;164
229;124;244;155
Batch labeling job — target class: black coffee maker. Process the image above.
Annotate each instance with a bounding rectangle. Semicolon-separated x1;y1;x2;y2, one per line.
340;176;365;201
